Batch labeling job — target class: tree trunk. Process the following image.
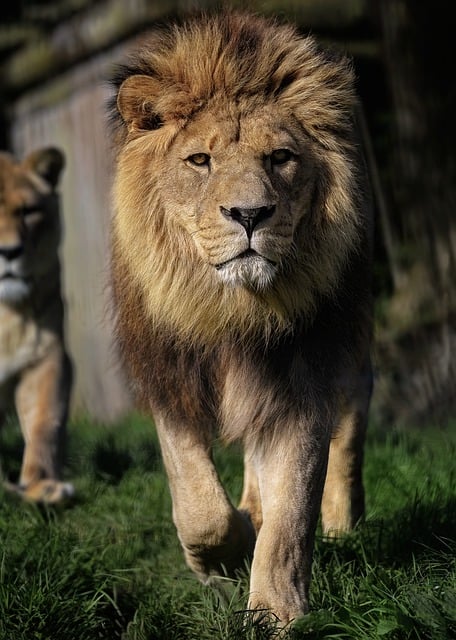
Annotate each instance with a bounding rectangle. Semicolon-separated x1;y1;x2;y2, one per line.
373;0;456;425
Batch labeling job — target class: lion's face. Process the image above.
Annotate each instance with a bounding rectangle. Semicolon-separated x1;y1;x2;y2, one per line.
112;14;364;343
157;106;316;291
0;149;64;305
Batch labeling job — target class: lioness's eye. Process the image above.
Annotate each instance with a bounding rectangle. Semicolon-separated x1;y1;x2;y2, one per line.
23;206;40;216
270;149;293;165
17;205;41;218
187;153;211;166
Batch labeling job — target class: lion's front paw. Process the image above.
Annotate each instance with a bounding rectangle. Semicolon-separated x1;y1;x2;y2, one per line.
5;479;75;504
247;594;307;629
247;569;309;629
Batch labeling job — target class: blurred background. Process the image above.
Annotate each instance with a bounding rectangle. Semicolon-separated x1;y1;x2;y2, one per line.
0;0;454;428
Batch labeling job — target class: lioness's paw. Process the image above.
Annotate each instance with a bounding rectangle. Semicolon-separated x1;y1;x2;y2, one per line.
5;479;75;504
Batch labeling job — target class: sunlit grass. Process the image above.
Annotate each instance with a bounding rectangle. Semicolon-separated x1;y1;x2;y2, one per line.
0;414;455;639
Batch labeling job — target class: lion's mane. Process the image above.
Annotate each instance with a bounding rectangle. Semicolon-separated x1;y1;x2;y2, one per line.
110;11;372;414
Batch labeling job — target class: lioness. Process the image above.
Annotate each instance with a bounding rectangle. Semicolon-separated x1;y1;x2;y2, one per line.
0;147;73;504
110;11;373;625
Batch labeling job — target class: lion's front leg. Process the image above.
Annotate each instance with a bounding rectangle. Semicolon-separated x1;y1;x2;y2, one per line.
154;414;255;581
247;424;330;625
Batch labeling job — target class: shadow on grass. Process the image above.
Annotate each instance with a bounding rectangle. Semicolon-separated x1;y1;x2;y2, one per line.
316;495;456;572
301;506;455;640
91;434;163;484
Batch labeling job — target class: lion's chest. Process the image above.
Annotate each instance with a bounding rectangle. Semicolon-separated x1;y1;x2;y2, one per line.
143;333;312;441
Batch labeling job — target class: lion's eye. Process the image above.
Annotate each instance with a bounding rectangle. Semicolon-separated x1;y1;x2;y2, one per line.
187;153;211;167
270;149;293;165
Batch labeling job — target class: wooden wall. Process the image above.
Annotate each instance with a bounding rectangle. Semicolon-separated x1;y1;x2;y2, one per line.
10;50;133;421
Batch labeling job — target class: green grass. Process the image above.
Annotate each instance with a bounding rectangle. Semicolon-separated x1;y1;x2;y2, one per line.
0;413;455;639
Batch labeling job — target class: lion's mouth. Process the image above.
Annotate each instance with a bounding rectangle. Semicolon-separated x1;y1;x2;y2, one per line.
215;249;276;270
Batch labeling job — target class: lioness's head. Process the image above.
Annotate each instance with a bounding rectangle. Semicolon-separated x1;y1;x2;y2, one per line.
0;148;65;305
111;12;369;343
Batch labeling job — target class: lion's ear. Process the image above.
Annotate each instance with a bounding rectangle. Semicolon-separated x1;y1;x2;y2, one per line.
24;147;65;188
117;75;163;131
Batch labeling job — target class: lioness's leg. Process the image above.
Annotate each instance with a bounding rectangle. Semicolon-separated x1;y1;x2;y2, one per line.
321;364;372;535
14;349;73;503
247;424;330;624
154;414;255;580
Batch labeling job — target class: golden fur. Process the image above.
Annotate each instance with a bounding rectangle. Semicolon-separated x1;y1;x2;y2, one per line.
0;148;73;504
110;11;373;626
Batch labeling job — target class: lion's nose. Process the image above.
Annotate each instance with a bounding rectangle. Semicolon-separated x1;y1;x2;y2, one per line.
0;243;23;261
221;205;275;238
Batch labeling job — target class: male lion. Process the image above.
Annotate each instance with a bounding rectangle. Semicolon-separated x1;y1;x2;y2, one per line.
0;147;73;504
110;11;373;625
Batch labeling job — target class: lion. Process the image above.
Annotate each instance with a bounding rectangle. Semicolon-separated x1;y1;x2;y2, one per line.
0;147;74;504
110;11;373;626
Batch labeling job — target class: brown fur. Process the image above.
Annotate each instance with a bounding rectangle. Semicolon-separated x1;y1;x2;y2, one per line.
0;148;73;504
110;11;373;626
